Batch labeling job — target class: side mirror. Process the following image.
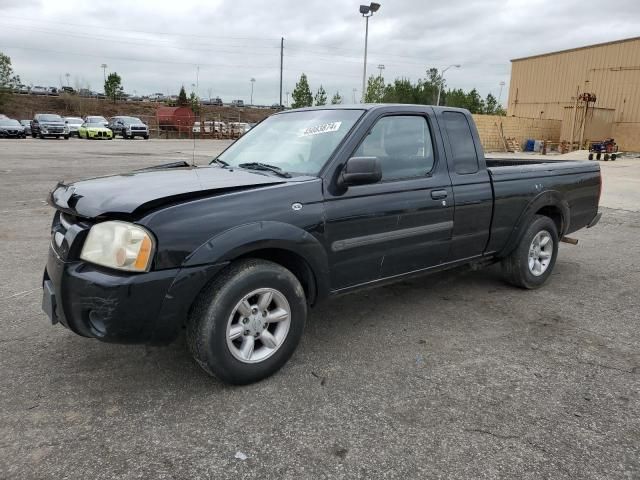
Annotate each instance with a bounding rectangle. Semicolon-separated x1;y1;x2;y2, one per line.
339;156;382;187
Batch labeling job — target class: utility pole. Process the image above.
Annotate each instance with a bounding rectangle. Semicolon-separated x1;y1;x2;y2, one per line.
377;64;385;77
279;37;284;107
65;73;70;87
100;63;107;83
285;91;290;107
352;88;357;103
498;80;506;105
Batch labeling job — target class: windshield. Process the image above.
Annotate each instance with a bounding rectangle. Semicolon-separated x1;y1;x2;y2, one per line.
65;117;83;123
0;119;20;127
216;109;363;176
38;114;62;122
85;122;104;127
87;116;107;122
120;116;142;124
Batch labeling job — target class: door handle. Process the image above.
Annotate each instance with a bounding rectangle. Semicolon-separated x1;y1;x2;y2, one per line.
431;190;448;200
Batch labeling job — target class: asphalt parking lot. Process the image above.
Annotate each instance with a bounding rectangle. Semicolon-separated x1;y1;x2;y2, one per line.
1;138;638;479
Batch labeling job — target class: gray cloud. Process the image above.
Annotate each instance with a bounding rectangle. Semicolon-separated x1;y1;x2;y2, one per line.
1;0;638;105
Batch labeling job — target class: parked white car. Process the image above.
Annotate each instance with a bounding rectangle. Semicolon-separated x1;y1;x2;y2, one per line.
31;86;48;95
64;117;84;136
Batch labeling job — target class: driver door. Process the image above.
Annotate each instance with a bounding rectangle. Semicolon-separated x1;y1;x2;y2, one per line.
323;111;454;291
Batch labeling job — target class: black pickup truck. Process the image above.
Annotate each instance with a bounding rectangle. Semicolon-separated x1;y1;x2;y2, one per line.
43;105;602;384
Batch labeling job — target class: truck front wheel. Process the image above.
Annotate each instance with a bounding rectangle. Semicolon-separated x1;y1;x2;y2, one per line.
187;259;307;384
501;215;559;289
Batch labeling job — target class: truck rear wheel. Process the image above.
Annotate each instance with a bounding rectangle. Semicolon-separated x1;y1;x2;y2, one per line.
501;215;559;289
187;259;307;384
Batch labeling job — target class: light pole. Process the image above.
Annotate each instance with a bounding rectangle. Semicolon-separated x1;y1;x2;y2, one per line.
100;63;107;83
377;64;385;78
436;64;460;106
65;73;70;87
250;78;256;105
285;91;290;107
498;80;506;105
352;88;357;103
359;2;381;103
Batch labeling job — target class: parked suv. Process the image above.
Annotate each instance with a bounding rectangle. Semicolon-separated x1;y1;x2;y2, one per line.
31;114;69;139
108;116;149;139
0;118;26;138
231;99;244;107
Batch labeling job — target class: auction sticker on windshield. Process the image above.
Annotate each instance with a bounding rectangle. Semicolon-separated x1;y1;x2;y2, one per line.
300;122;342;137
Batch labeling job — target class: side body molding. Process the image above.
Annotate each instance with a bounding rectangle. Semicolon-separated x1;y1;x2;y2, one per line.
183;221;331;299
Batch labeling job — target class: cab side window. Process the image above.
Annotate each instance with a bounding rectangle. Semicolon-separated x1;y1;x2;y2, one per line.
442;111;479;174
354;115;434;181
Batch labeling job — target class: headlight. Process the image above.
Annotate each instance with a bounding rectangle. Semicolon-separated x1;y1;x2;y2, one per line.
80;221;155;272
63;126;69;133
41;126;48;133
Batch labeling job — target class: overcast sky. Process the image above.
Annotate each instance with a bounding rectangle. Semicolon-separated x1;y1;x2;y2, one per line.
1;0;639;105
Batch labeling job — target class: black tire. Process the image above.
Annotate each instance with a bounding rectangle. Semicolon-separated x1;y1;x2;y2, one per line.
143;134;149;140
611;153;617;161
604;154;610;161
596;153;601;160
187;259;307;385
64;135;69;140
501;215;559;289
588;153;594;160
121;129;128;139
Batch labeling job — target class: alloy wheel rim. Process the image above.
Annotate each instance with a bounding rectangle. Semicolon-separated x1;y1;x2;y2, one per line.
528;230;553;276
226;288;291;364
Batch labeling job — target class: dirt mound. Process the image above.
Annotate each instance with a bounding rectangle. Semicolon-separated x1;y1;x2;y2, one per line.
2;93;276;125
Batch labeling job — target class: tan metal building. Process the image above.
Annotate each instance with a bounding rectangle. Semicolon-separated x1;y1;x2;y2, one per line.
506;37;640;150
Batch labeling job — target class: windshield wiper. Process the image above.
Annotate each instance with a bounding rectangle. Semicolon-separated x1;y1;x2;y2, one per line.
211;158;229;167
238;162;291;178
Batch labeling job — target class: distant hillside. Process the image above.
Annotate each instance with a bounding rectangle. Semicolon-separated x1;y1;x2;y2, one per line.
1;94;277;125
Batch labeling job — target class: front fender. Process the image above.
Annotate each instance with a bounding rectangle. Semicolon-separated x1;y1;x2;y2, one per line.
498;190;570;258
183;221;330;299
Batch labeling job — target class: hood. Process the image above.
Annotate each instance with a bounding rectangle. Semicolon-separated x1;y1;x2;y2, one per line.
0;125;24;131
40;120;65;126
50;165;286;218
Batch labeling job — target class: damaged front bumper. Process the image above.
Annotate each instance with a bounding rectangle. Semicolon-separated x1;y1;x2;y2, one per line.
43;244;227;344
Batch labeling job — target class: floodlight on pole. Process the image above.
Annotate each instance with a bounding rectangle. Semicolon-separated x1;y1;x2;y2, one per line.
498;80;506;104
436;64;461;106
100;64;107;83
377;64;385;77
250;78;256;105
359;2;381;103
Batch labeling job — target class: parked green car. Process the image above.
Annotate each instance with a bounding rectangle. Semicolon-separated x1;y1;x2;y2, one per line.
78;121;114;140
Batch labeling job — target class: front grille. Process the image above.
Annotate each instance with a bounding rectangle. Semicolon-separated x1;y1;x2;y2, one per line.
131;126;146;131
51;211;90;260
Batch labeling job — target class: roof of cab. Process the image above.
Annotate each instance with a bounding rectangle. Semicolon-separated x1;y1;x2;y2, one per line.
279;103;470;114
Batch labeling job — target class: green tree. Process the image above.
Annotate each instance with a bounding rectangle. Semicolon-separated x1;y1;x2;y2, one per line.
465;88;484;114
189;91;200;113
331;91;343;104
314;85;327;106
0;51;20;106
104;72;123;103
483;93;499;114
291;73;313;108
364;75;385;103
178;85;188;106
